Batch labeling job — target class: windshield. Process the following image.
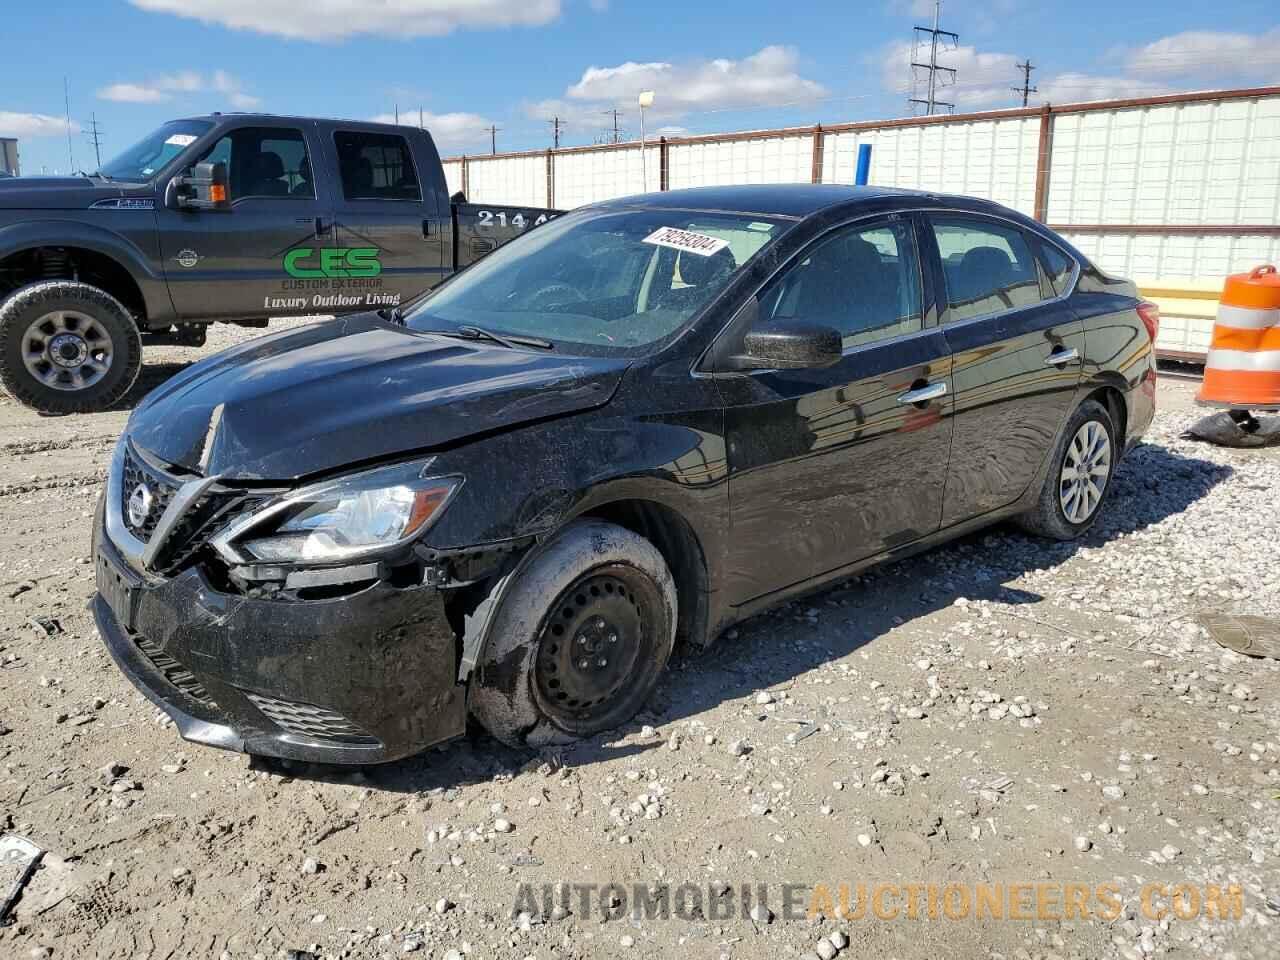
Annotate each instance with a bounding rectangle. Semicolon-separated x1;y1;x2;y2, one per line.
407;208;788;355
98;119;213;181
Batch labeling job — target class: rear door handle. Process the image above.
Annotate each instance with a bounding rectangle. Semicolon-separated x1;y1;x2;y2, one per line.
1045;347;1080;366
897;381;947;405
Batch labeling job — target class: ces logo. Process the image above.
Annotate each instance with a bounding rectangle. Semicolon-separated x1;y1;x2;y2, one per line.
284;247;381;279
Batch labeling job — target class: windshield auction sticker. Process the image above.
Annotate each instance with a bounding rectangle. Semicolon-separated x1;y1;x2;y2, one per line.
642;227;731;257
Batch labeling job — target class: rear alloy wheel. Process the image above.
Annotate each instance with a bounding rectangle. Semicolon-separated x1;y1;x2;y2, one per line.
1058;419;1112;524
1017;399;1117;540
469;521;677;748
0;281;142;414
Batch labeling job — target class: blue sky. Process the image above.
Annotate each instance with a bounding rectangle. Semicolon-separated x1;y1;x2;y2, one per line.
2;0;1277;175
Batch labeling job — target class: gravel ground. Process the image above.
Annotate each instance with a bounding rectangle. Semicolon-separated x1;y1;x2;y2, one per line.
1;321;1278;960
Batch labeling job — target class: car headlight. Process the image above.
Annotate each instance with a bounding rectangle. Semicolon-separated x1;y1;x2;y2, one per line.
213;461;461;565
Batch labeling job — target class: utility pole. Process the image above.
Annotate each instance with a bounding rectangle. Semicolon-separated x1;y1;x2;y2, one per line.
63;76;76;172
85;113;104;169
549;116;564;149
602;109;623;144
908;1;958;116
487;125;500;155
394;103;399;124
1012;60;1037;107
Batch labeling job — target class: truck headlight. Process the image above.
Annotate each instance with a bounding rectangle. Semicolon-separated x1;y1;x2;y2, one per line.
213;461;461;565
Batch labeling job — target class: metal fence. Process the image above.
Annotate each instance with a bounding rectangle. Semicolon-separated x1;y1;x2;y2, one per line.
443;86;1280;359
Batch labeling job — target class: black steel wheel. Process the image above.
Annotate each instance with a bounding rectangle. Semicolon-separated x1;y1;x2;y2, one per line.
532;565;665;728
468;521;678;748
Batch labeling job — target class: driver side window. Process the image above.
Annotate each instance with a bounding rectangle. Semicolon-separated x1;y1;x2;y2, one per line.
758;219;923;349
194;127;313;202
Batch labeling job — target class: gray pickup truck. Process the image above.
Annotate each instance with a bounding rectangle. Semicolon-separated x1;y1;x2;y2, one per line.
0;113;556;413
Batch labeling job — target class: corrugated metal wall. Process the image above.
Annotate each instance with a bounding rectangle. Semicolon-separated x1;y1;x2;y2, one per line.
822;116;1040;217
440;88;1280;357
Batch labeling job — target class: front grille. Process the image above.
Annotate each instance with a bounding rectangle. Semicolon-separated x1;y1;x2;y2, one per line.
121;447;181;543
133;634;216;707
117;442;266;573
245;693;380;746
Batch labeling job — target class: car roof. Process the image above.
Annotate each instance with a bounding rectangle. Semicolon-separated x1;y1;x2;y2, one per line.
593;183;1050;233
177;113;417;134
594;184;923;218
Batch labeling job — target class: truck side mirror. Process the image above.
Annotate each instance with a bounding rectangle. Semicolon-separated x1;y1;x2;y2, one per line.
174;161;230;211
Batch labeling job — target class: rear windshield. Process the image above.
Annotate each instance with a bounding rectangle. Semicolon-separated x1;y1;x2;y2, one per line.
98;120;213;182
407;208;788;356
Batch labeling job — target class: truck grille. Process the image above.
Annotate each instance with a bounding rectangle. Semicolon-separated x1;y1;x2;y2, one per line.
245;693;380;746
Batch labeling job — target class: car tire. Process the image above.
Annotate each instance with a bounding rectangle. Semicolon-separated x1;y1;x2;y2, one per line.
468;520;678;748
1016;398;1117;541
0;281;143;414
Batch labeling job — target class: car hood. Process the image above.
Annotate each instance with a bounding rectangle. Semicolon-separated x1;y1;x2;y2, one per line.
128;314;629;481
0;176;151;210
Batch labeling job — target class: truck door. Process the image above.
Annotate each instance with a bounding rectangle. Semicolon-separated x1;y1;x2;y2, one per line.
155;122;336;320
326;127;448;312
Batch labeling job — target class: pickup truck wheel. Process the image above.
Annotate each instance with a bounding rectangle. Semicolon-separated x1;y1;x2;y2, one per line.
469;520;677;748
0;281;142;414
1016;399;1116;541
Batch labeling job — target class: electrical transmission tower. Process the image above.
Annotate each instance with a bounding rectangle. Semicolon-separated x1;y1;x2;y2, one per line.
602;109;624;145
1012;60;1038;107
85;113;105;170
549;116;565;149
908;0;958;116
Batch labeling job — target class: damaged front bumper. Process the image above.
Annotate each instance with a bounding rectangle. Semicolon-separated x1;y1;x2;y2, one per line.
92;519;467;765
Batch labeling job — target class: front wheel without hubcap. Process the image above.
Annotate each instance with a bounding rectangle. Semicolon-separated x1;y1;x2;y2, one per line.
469;521;678;748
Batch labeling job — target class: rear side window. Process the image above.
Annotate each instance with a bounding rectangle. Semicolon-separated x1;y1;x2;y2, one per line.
1037;240;1077;297
930;218;1044;322
758;219;923;349
334;131;420;201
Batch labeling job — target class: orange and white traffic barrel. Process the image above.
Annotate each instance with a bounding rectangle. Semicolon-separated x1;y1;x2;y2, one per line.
1198;265;1280;411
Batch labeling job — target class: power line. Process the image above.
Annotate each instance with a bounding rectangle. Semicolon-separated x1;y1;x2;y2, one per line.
85;113;105;170
548;116;565;148
1012;60;1038;107
908;0;958;116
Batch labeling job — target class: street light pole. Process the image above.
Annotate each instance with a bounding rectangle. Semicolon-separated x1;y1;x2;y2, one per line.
638;90;655;192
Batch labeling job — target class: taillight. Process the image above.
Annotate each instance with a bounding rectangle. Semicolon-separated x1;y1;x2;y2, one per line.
1137;301;1160;343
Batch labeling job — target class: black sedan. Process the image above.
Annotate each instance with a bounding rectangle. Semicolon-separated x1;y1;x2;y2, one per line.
92;185;1157;763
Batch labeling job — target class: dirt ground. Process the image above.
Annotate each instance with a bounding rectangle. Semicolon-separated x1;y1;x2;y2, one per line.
1;322;1278;960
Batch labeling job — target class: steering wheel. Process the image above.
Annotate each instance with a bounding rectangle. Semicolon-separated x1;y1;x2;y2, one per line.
527;282;586;309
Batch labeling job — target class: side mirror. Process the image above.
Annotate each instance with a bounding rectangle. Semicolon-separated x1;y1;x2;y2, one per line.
736;321;843;370
174;161;229;210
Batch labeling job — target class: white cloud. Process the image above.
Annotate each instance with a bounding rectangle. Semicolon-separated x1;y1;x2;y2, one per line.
879;38;1176;112
370;110;495;150
1036;72;1169;104
0;112;80;138
97;71;261;108
97;83;170;104
563;46;826;115
129;0;561;41
1125;29;1280;80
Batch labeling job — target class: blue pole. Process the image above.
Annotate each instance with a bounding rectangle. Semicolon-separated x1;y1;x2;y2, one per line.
855;143;872;185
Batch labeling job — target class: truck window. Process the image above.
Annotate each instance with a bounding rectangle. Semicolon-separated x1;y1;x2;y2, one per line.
334;131;421;202
196;127;314;201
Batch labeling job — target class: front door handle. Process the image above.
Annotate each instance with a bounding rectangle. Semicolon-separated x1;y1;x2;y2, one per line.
1045;347;1080;366
897;381;947;405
